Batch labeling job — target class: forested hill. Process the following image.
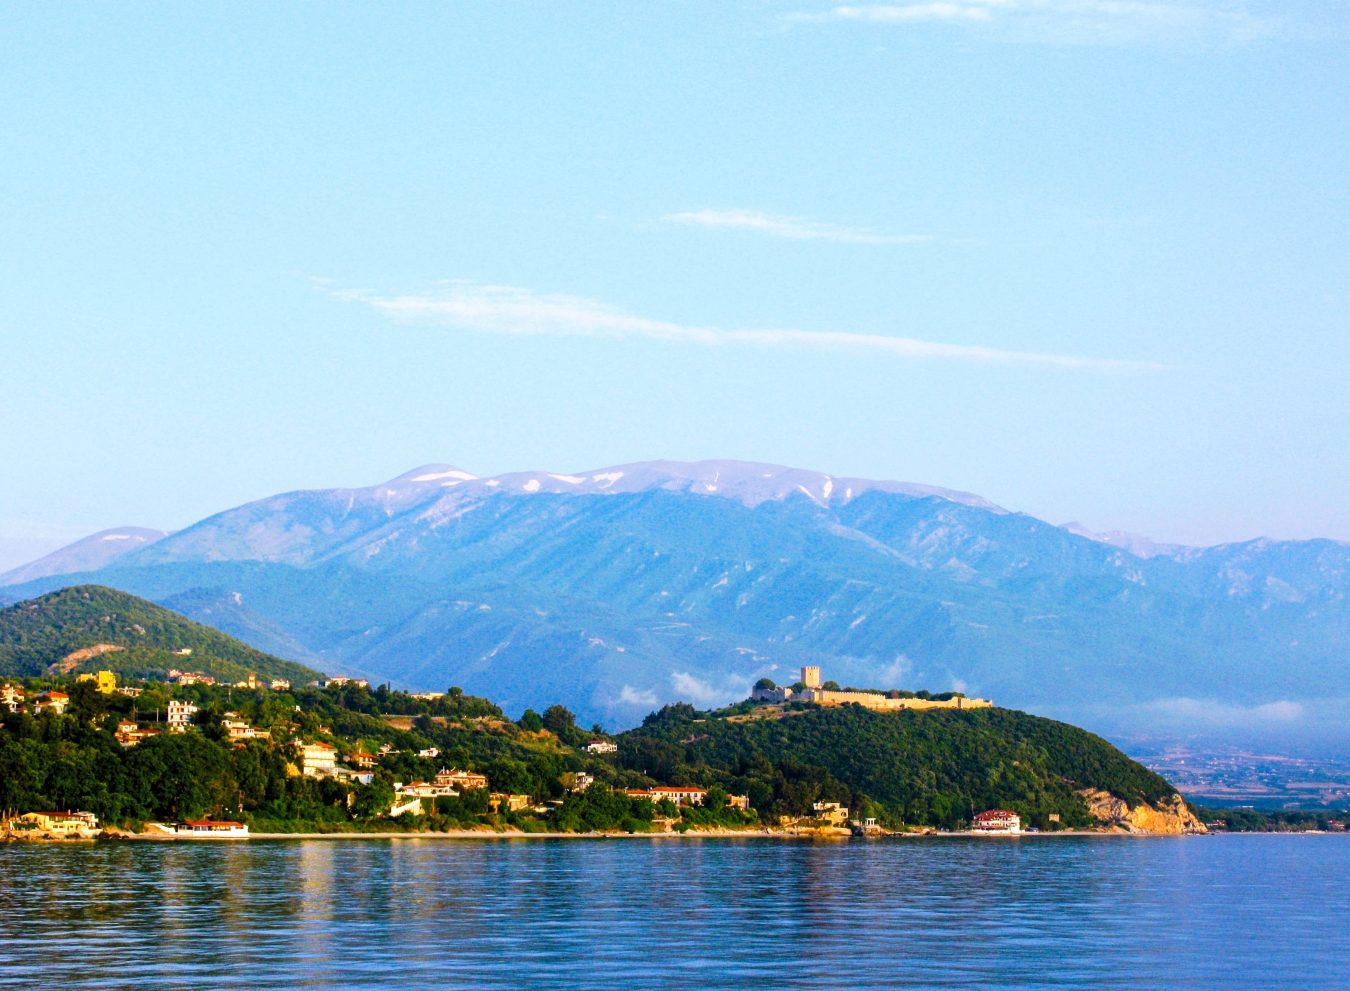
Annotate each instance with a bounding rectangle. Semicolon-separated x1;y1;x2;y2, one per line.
616;703;1178;830
0;586;322;685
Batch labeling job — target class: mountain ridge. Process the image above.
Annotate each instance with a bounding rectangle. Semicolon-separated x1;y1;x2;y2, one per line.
2;460;1347;749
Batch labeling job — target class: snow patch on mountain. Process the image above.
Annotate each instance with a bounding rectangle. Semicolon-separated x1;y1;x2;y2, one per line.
406;461;1005;511
411;469;479;482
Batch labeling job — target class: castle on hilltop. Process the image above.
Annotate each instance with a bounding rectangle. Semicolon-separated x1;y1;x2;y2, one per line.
750;666;992;712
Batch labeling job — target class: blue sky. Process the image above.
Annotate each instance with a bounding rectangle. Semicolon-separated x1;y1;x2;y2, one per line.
2;1;1348;568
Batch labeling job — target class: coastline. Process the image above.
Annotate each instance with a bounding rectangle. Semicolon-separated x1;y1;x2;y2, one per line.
7;827;1205;843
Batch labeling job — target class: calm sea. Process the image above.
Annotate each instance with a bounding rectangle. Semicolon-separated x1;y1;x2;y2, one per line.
1;835;1346;989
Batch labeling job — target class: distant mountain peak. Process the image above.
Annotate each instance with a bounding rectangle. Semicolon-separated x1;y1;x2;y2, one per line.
1060;521;1190;560
0;527;172;587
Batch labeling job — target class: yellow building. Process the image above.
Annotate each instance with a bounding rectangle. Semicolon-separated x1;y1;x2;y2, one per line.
76;670;117;694
16;811;100;836
811;802;850;825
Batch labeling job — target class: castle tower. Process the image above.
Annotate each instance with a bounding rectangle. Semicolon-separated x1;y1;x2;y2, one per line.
799;666;821;688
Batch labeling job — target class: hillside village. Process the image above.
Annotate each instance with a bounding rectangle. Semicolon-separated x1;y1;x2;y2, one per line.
5;660;1156;838
0;666;775;838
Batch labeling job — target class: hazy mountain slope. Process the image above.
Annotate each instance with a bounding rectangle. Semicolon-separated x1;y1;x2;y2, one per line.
156;586;331;670
3;461;1348;746
0;527;170;586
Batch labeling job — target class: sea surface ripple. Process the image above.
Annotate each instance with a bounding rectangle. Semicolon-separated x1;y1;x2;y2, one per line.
1;835;1346;989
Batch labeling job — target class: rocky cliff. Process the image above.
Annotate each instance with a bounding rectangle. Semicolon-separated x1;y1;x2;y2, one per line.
1078;788;1208;834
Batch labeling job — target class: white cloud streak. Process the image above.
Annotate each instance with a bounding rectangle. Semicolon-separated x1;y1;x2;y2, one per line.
336;282;1166;372
829;2;995;22
663;208;930;244
1142;696;1307;725
796;0;1280;45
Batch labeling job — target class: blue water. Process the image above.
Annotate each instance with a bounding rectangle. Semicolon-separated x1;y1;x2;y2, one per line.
1;835;1346;989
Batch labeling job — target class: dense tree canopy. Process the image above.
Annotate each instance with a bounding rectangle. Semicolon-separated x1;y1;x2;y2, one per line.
0;586;319;684
616;702;1178;829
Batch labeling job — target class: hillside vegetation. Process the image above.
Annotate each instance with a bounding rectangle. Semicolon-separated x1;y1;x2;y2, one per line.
617;702;1177;830
0;677;742;833
1;659;1182;833
0;586;321;684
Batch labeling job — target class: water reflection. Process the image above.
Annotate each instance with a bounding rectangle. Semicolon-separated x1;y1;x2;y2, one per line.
1;836;1346;989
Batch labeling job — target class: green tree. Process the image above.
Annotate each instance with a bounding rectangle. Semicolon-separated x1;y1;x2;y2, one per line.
350;778;396;818
485;757;532;794
68;680;110;724
542;705;576;737
124;732;231;820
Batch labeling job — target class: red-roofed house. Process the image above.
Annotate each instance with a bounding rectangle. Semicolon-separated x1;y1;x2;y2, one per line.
34;691;69;715
972;810;1021;834
647;786;707;807
0;683;24;712
298;741;337;777
435;768;488;790
115;721;161;748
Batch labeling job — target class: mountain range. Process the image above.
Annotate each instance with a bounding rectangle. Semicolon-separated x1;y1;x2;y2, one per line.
3;460;1347;750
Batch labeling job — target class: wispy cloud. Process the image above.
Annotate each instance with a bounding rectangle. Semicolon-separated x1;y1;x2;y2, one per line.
616;685;659;708
826;2;995;22
335;281;1166;372
794;1;1281;45
663;208;929;244
1141;696;1307;726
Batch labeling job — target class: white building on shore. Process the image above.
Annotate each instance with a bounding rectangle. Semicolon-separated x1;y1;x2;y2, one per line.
971;810;1021;834
177;820;249;837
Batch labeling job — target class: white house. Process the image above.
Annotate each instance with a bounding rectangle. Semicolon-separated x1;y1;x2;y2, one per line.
166;700;198;732
395;781;458;798
298;741;338;777
647;786;706;807
177;820;249;837
972;810;1022;834
336;767;376;785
